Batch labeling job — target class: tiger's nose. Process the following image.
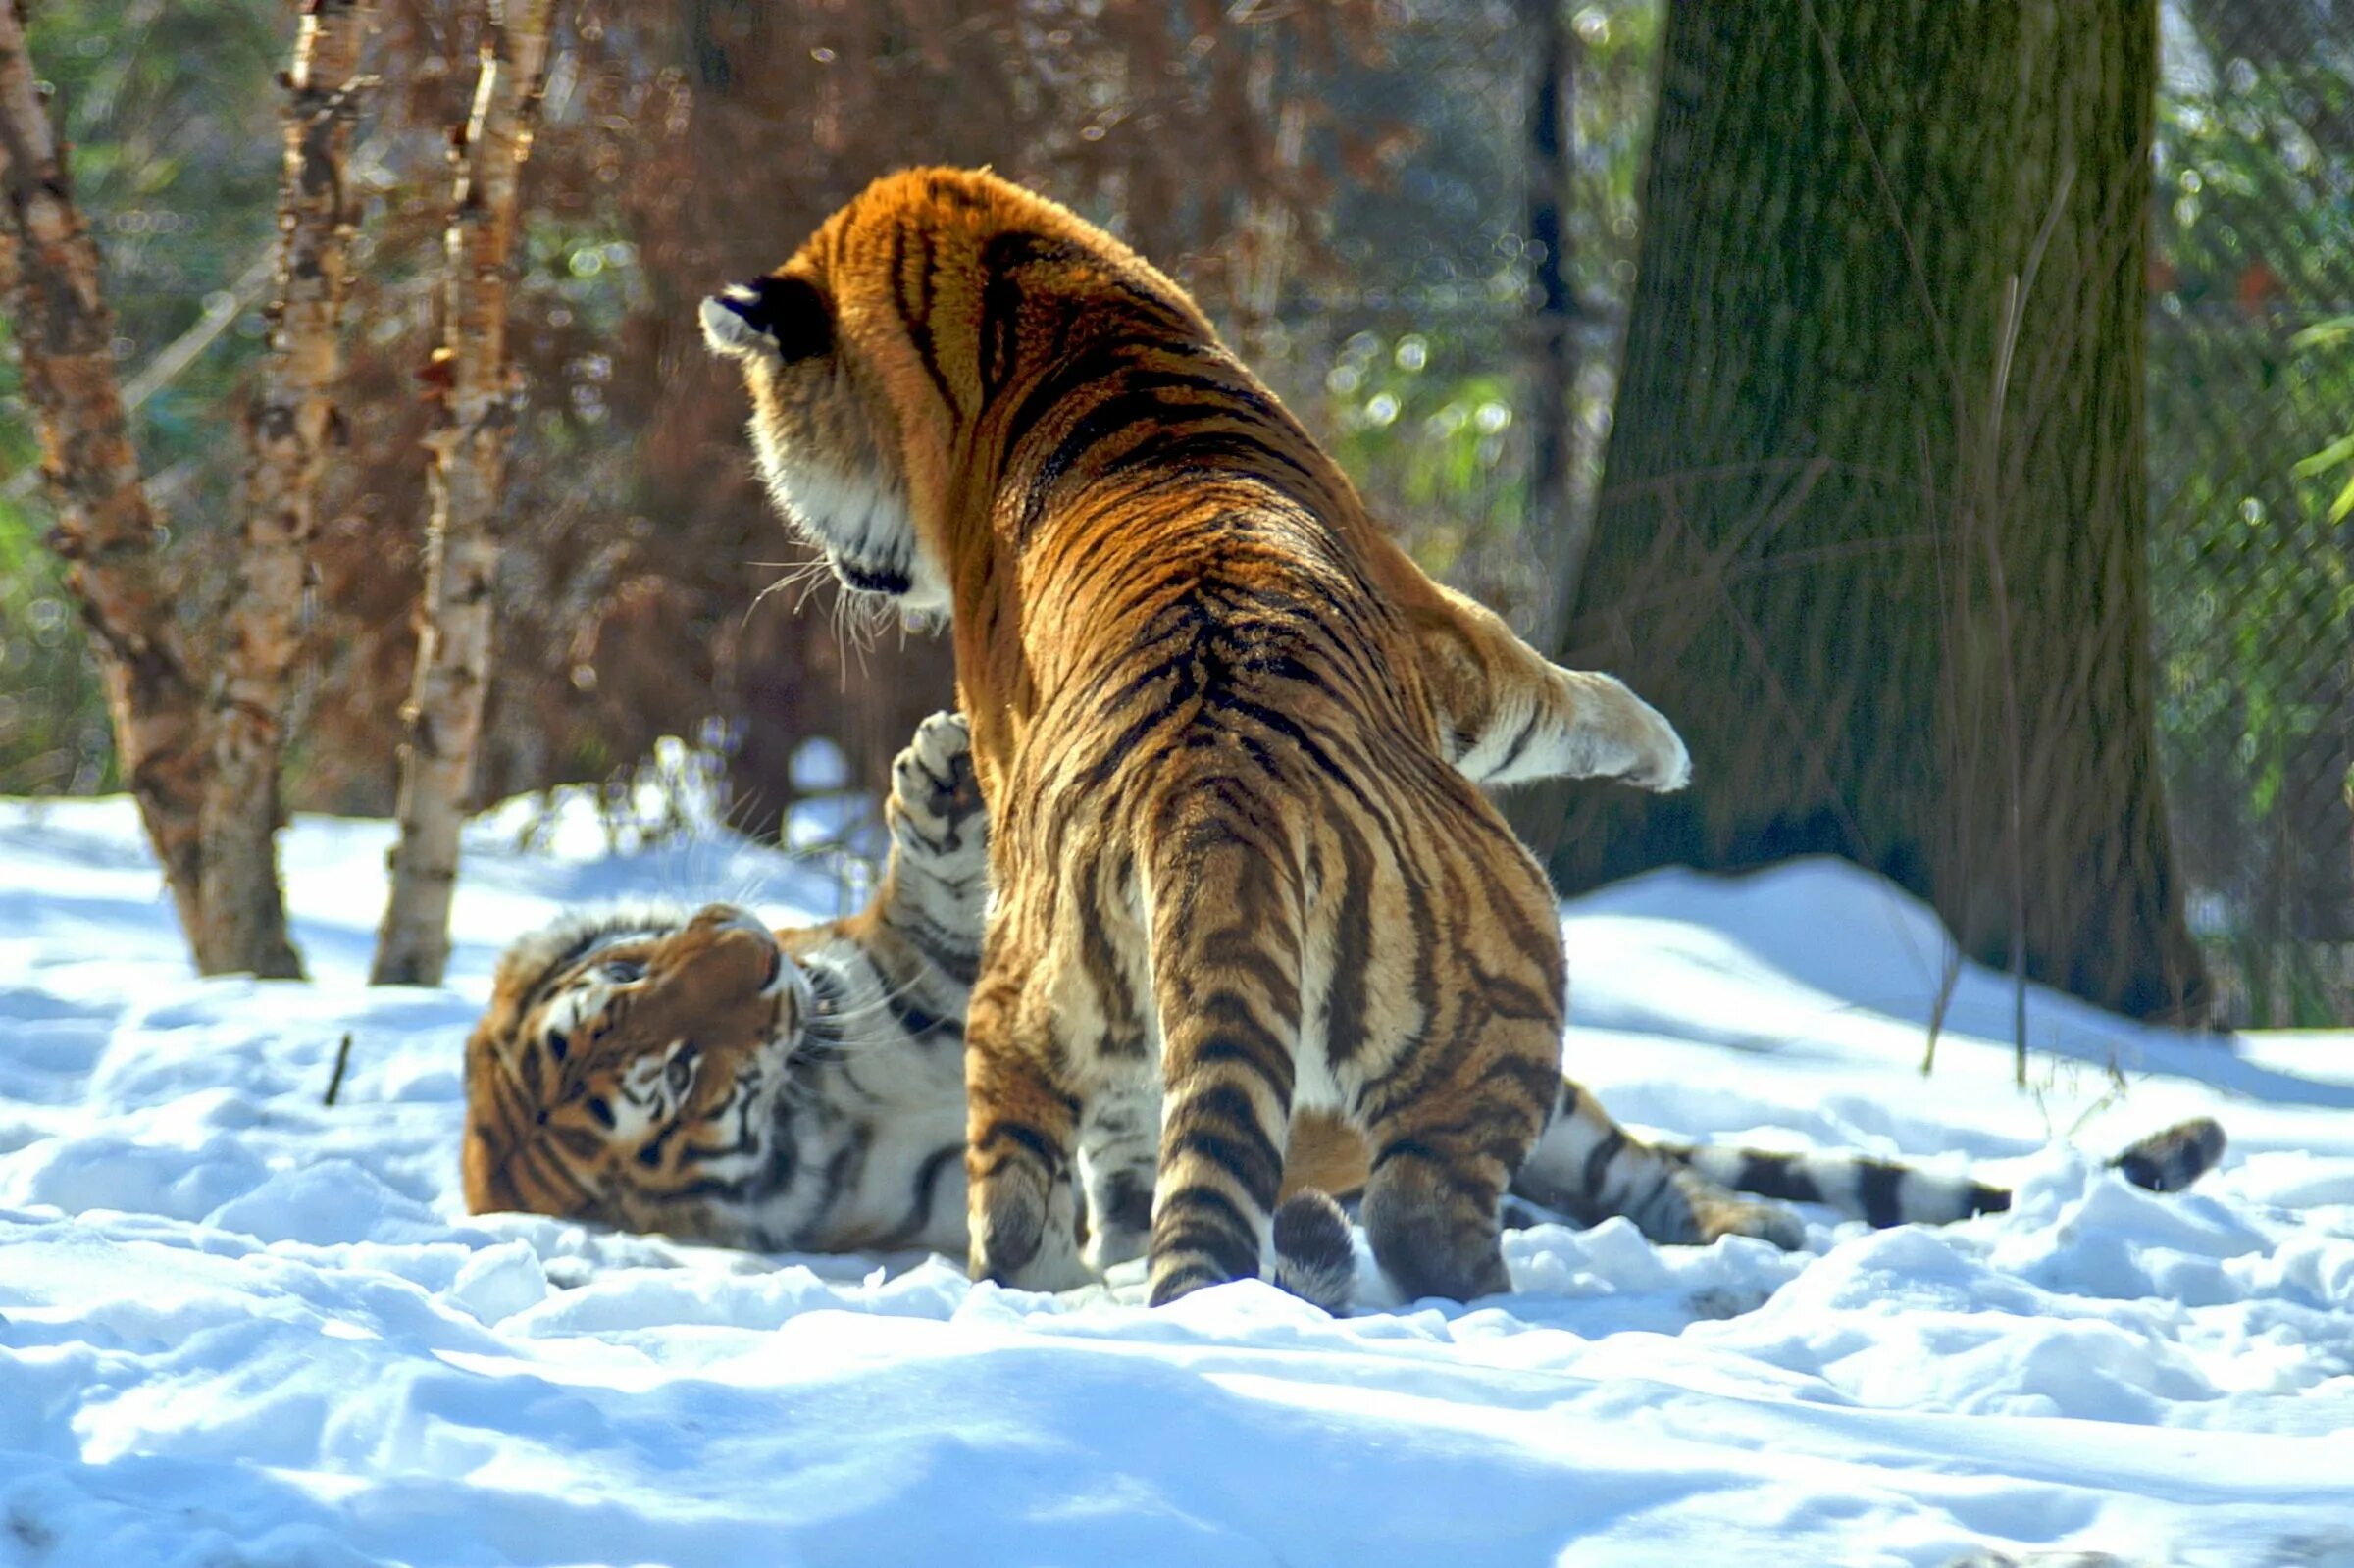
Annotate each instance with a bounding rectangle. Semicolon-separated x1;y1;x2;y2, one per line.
688;903;773;941
683;904;785;987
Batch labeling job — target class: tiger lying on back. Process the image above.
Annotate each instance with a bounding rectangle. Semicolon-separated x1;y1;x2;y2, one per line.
463;709;2228;1307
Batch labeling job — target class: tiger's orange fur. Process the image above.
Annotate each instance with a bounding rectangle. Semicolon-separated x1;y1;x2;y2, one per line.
700;168;1697;1304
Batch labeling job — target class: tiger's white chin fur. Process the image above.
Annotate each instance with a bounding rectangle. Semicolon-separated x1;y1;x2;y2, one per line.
747;443;951;621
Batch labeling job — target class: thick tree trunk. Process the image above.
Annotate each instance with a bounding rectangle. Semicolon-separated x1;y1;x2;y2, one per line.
1524;0;2210;1023
202;0;375;980
372;0;555;986
0;0;208;949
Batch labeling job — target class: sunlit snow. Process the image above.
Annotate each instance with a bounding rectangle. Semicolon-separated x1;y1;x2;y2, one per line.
2;793;2349;1566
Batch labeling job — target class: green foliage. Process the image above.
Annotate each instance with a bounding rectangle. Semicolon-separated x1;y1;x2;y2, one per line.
517;217;645;437
0;493;109;793
2289;315;2354;523
1322;328;1522;582
0;0;285;792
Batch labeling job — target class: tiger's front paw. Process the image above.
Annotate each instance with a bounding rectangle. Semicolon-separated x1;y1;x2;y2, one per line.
1581;673;1695;795
888;710;983;859
1621;705;1691;793
1687;1192;1806;1251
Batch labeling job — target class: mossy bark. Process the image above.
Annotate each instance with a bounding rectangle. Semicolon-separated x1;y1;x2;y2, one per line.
1519;0;2211;1022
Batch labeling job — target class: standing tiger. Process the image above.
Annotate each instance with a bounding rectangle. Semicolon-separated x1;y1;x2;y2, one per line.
694;168;2226;1307
697;168;1694;1305
461;709;2228;1306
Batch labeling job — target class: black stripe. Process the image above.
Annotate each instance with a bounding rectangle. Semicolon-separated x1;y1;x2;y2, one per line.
1322;815;1376;1065
1493;708;1542;777
1580;1126;1627;1195
1858;1161;1907;1228
1165;1090;1289;1180
1151;1190;1265;1282
896;228;960;418
998;334;1144;458
878;983;952;1043
1015;389;1238;541
1187;986;1299;1054
883;1143;965;1247
1732;1151;1819;1204
976;1120;1066;1177
978;235;1033;401
815;1130;869;1227
1103;426;1322;491
890;912;981;990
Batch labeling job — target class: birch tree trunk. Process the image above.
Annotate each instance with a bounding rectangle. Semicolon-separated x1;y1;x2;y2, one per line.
0;0;209;948
372;0;555;986
1525;0;2210;1023
202;0;375;980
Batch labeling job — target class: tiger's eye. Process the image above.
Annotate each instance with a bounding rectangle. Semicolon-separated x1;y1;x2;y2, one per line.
602;959;645;983
665;1054;694;1096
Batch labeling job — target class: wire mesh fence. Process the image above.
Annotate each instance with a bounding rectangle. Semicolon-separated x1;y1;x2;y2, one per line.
0;0;2343;1022
1289;0;2354;1027
2146;2;2354;1023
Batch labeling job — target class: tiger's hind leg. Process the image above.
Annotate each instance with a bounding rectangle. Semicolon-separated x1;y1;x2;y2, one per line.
964;956;1087;1293
1513;1080;1807;1250
1356;1014;1559;1303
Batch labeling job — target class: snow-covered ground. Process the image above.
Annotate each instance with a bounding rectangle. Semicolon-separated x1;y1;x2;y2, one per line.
2;792;2350;1567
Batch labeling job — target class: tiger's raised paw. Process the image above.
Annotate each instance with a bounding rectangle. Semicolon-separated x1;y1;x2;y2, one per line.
1616;689;1691;793
888;710;983;860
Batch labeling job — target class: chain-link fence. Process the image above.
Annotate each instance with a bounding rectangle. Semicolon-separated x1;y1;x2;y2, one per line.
2147;2;2354;1024
1284;0;2353;1027
2;0;2343;1022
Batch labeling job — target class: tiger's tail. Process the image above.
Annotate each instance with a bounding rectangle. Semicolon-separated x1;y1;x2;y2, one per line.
1270;1189;1357;1314
1661;1115;2229;1227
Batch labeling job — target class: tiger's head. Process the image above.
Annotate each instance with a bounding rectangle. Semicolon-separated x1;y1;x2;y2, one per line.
461;903;811;1243
696;166;1209;621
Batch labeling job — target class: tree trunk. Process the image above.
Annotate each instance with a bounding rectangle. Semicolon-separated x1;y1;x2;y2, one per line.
1520;0;1588;652
0;0;208;948
372;0;555;986
1523;0;2211;1023
202;0;375;980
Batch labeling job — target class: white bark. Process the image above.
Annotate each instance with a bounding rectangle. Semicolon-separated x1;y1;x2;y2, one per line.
372;0;557;986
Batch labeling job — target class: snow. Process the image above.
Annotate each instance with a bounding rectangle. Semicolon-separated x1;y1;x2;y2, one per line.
2;794;2350;1568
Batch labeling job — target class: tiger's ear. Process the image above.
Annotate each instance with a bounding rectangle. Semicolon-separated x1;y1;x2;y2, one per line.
699;274;833;363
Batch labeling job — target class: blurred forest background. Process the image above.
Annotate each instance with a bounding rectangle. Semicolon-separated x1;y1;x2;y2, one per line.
0;0;2347;1025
